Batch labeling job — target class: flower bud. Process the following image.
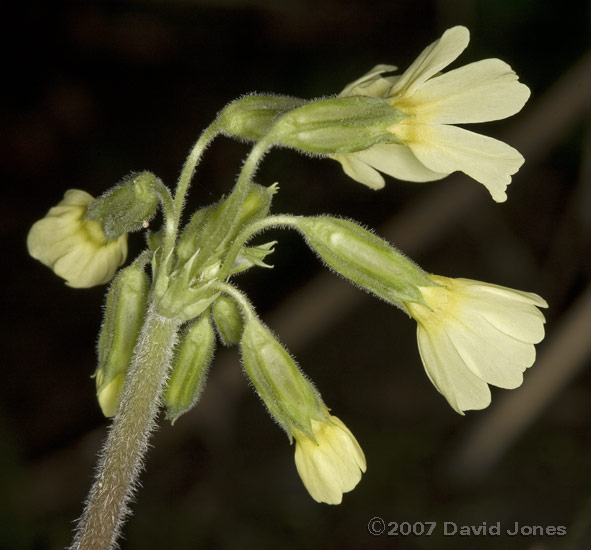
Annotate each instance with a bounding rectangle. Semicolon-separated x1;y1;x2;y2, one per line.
27;189;128;288
217;94;305;141
240;317;327;438
95;263;149;417
240;315;366;504
164;314;215;423
212;295;244;346
176;182;277;269
268;96;405;154
85;172;161;240
202;182;277;251
295;216;433;307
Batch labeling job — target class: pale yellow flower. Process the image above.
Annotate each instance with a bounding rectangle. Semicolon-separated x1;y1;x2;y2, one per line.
294;415;366;504
405;275;548;414
27;189;128;288
333;26;530;202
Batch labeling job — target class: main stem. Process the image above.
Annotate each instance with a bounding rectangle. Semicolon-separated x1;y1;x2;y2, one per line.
70;305;179;550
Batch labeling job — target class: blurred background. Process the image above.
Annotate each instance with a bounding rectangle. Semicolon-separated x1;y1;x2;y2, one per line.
1;1;589;549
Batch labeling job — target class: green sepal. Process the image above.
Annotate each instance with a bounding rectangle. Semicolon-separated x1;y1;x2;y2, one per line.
218;94;306;141
295;216;434;308
268;96;406;154
240;317;328;440
164;314;216;424
86;172;161;240
94;263;149;417
212;295;244;346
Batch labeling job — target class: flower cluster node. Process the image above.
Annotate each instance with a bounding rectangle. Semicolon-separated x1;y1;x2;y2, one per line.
27;26;546;519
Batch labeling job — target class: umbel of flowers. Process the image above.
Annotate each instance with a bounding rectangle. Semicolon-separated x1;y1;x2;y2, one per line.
27;26;546;550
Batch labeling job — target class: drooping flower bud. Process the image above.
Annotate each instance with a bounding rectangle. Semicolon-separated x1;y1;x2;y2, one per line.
240;316;327;437
199;182;278;252
240;315;365;503
164;314;215;424
175;182;278;276
95;263;149;417
27;189;128;288
85;171;161;240
217;94;305;141
212;295;244;346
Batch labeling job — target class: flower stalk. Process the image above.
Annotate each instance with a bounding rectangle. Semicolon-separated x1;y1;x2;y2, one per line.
70;306;179;550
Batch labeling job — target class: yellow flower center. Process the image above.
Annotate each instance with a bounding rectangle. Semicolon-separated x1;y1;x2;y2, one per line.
406;276;462;331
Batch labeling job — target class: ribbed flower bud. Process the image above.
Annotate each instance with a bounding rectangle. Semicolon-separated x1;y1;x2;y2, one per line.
212;296;244;346
294;216;433;307
95;263;149;417
176;182;278;268
218;94;305;141
164;314;215;423
85;171;161;240
240;317;328;438
240;315;366;504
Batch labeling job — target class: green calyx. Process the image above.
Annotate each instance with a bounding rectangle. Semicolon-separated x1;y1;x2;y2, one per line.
164;314;215;424
240;317;329;440
212;295;244;346
94;262;149;417
268;96;407;154
86;171;163;241
217;94;306;141
294;216;434;308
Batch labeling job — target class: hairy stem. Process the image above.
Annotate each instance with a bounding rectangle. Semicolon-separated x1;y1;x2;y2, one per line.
70;305;179;550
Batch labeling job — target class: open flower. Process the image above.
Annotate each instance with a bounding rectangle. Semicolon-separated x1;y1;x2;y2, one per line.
405;275;548;414
27;189;128;288
332;26;530;202
294;415;366;504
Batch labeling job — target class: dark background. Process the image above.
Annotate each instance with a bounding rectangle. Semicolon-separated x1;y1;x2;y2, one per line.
1;1;589;549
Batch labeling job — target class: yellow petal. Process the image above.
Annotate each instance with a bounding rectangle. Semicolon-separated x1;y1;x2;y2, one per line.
352;143;449;182
388;26;470;99
399;123;524;202
416;323;492;414
331;152;385;189
339;64;398;97
294;416;366;504
398;58;531;124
